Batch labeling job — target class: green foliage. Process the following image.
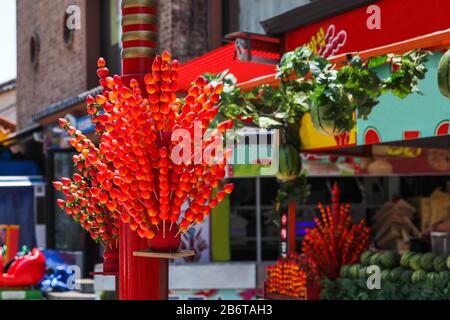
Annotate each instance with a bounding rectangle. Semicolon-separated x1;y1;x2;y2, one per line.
206;46;429;225
213;47;429;136
273;173;310;224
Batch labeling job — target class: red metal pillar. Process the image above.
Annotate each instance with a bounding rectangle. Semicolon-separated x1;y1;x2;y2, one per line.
288;200;296;255
119;0;166;300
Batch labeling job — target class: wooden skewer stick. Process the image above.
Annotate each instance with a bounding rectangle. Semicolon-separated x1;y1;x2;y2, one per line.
163;219;166;239
169;221;173;231
175;222;196;238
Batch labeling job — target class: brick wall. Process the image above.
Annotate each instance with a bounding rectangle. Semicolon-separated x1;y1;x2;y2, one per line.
17;0;209;129
16;0;92;129
158;0;209;63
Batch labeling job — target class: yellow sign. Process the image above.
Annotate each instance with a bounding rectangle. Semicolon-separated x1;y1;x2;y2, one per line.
299;113;356;151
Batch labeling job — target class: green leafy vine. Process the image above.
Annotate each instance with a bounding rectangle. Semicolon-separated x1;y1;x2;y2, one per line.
205;46;430;219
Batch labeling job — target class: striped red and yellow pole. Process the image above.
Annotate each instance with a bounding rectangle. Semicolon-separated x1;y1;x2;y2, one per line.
121;0;157;75
119;0;167;300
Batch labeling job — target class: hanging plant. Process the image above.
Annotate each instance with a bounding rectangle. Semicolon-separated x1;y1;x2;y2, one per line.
437;49;450;98
215;47;429;136
206;46;429;224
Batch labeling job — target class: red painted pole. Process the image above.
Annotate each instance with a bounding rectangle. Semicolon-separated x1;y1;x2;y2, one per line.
287;200;296;255
119;0;167;300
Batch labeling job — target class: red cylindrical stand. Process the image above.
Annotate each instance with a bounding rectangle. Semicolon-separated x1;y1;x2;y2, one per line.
119;223;168;300
119;0;166;300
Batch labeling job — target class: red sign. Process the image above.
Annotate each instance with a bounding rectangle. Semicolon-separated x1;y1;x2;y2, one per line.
285;0;450;53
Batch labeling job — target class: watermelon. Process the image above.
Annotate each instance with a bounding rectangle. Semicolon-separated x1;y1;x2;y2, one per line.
438;271;449;283
359;266;369;280
389;267;403;282
433;255;447;272
276;144;301;182
400;252;414;268
340;265;350;278
436;271;449;289
410;253;423;271
411;269;426;284
400;269;413;284
360;251;374;266
381;269;391;282
349;264;361;279
426;272;439;284
380;251;400;269
369;252;382;266
437;49;450;98
420;252;435;271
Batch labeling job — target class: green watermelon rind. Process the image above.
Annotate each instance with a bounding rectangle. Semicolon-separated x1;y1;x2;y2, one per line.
358;266;369;280
410;253;424;271
400;269;413;284
360;251;374;266
433;255;447;272
438;271;449;284
340;265;350;278
380;251;401;269
437;49;450;99
276;144;301;182
420;252;435;271
389;267;403;282
369;253;382;267
426;271;440;285
400;251;414;268
349;264;361;279
411;269;427;284
381;269;391;283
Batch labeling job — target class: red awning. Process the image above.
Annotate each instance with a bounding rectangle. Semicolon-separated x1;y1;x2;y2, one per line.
178;42;278;92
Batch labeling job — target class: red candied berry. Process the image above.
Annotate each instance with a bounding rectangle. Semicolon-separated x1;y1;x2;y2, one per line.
97;57;106;68
56;199;66;209
53;181;63;190
97;67;109;78
224;183;234;194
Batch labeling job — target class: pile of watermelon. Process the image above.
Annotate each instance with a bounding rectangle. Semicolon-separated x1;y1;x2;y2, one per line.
321;251;450;300
340;250;450;285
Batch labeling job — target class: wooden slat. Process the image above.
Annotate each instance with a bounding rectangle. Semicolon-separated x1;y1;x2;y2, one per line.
133;250;195;259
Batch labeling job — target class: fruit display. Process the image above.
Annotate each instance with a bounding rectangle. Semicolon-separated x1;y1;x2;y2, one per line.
301;183;370;280
54;51;234;248
322;250;450;300
265;253;321;299
437;49;450;98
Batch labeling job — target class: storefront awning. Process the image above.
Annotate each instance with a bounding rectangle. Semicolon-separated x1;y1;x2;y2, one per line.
178;33;280;92
237;28;450;91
